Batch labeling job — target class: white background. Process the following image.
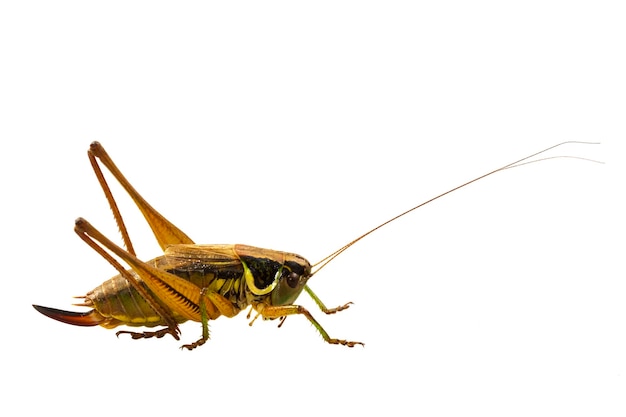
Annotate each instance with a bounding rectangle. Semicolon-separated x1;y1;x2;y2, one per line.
1;2;623;416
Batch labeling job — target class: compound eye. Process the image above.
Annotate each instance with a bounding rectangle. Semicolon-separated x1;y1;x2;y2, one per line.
286;271;300;288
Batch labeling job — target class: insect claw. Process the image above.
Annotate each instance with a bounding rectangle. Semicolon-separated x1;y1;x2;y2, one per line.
248;311;262;327
180;339;207;350
116;327;180;341
322;301;353;315
329;338;364;348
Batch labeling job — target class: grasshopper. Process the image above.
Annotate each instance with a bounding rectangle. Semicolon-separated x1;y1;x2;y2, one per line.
33;141;598;350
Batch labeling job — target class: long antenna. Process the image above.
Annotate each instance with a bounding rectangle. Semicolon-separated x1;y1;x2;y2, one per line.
310;141;601;276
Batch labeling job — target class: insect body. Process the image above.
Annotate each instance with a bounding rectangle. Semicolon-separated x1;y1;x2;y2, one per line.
38;242;320;349
33;141;597;350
